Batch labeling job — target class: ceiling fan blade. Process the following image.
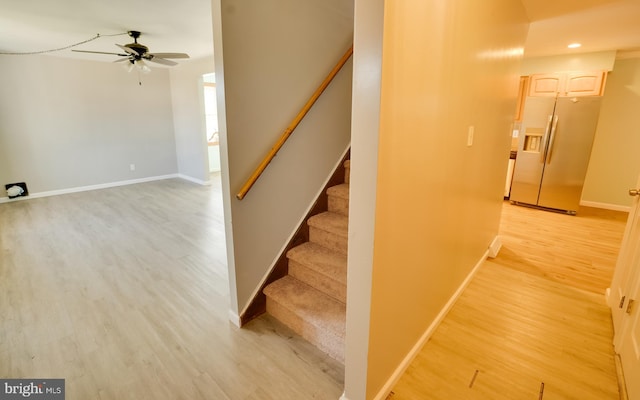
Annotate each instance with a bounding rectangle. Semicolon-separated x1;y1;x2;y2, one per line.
147;57;178;66
116;44;139;56
148;52;190;59
72;50;128;56
113;57;131;63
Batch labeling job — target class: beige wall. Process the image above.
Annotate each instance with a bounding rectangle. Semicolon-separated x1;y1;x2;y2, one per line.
211;0;354;316
363;1;528;398
583;57;640;208
342;0;384;398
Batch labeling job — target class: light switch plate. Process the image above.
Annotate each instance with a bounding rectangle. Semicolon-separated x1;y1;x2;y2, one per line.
467;126;474;147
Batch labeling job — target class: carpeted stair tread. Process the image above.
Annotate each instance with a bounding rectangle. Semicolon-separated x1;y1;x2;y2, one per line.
287;242;347;285
327;183;349;200
263;157;350;362
264;276;346;338
308;212;348;237
287;242;347;302
327;183;350;216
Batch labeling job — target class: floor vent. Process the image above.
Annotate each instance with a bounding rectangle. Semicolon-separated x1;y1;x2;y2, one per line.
4;182;28;199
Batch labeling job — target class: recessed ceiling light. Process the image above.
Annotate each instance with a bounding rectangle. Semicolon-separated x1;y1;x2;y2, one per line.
568;43;582;49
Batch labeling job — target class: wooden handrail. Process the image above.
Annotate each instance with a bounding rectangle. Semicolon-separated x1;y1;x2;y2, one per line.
236;45;354;200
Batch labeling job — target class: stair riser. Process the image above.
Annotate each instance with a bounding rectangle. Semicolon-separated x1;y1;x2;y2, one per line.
309;227;348;255
328;196;349;217
288;260;346;303
266;298;345;363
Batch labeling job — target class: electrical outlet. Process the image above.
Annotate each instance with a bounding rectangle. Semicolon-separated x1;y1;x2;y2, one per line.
467;126;474;147
130;164;136;171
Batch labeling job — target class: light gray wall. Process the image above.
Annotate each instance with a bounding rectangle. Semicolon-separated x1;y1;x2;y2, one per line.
213;0;354;314
0;55;178;195
170;56;216;183
583;57;640;208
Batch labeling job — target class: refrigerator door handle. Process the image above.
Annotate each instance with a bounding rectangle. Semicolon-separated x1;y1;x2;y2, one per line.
546;115;559;164
540;115;553;163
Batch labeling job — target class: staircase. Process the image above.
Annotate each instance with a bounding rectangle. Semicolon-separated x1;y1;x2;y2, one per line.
263;160;350;363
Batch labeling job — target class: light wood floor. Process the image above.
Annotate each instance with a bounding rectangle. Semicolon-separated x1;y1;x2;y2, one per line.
390;202;628;400
498;203;627;295
0;177;344;400
1;181;629;400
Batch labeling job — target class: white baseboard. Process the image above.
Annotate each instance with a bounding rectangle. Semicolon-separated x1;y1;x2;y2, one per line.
178;173;211;186
228;309;241;328
0;174;189;204
580;200;631;213
614;353;629;400
488;235;502;258
372;248;490;400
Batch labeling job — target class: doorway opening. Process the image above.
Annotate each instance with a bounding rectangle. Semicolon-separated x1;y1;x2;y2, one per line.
203;73;220;175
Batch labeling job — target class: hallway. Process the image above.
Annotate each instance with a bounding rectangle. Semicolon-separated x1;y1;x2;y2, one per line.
390;202;627;399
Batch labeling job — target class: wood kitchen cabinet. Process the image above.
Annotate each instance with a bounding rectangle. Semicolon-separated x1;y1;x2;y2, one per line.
514;76;528;121
528;70;606;97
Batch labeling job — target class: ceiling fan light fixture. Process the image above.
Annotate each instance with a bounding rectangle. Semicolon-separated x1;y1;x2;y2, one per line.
123;60;135;73
136;59;151;74
71;30;189;80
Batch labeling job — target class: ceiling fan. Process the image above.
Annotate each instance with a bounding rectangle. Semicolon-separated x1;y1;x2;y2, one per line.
72;30;189;72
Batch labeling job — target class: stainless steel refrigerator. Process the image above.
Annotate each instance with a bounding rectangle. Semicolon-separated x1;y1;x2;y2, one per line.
510;96;602;214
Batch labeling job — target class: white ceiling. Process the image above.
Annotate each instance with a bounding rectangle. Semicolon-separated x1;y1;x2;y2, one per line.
521;0;640;58
1;0;640;64
0;0;215;65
